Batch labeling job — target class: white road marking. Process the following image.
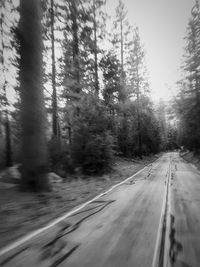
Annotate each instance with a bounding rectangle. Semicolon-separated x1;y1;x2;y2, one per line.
0;157;161;258
163;159;172;267
152;157;172;267
190;163;198;170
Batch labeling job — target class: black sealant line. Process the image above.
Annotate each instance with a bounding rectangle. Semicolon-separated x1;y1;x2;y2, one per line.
49;244;80;267
69;203;106;217
1;200;115;266
0;247;28;266
158;161;171;267
61;200;116;236
42;200;115;250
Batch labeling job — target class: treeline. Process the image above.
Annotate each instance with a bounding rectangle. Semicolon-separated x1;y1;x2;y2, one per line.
0;0;168;191
175;0;200;153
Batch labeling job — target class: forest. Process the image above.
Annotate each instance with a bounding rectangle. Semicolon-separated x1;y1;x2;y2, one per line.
0;0;200;192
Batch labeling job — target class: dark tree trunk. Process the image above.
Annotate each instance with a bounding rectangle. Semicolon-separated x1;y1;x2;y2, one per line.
5;112;12;167
120;18;124;72
19;0;50;191
93;0;99;96
68;126;72;145
1;2;12;167
119;15;128;156
70;0;80;93
136;65;142;159
137;112;142;158
50;0;59;138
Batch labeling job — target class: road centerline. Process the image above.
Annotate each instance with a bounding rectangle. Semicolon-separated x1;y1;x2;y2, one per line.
152;158;172;267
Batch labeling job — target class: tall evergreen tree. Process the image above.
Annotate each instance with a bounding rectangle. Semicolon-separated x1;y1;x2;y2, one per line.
176;0;200;151
128;27;148;157
92;0;107;96
19;0;50;191
185;0;200;100
156;99;168;150
110;0;133;156
0;0;16;167
112;0;132;100
42;0;62;139
100;50;121;137
50;0;59;139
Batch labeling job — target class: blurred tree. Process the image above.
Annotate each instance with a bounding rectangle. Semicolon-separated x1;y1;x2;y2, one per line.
92;0;107;96
110;0;133;156
128;27;149;157
100;51;121;147
176;1;200;152
42;0;61;139
50;0;59;139
0;0;166;177
19;0;50;191
71;93;113;174
156;99;168;150
0;0;16;167
100;51;121;107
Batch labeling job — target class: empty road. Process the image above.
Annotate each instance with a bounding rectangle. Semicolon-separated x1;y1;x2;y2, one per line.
0;152;200;267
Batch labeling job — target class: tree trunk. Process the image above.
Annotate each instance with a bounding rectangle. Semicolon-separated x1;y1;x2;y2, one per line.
5;111;12;167
1;6;13;167
70;0;80;93
136;62;142;158
93;0;99;96
119;16;128;156
19;0;50;191
50;0;59;138
137;110;142;158
120;18;124;72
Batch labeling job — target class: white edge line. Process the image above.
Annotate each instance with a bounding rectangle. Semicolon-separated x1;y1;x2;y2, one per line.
191;163;198;170
164;159;172;267
152;160;170;267
0;158;160;257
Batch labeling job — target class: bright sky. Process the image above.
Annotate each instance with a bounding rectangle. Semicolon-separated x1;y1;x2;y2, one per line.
106;0;195;102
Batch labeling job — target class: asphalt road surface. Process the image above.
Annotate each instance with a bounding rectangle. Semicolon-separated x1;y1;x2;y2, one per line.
0;152;200;267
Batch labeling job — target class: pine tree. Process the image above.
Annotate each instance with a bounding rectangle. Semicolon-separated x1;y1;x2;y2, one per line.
156;99;168;150
128;27;147;157
177;0;200;151
42;0;61;139
100;50;121;136
112;0;132;100
70;0;80;93
50;0;59;139
185;0;200;100
92;0;107;96
0;0;17;167
110;0;133;156
19;0;50;191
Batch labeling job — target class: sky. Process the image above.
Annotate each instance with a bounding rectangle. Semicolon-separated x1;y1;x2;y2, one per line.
106;0;195;102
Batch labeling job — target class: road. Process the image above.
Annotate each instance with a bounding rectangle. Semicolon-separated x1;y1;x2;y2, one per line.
0;152;200;267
